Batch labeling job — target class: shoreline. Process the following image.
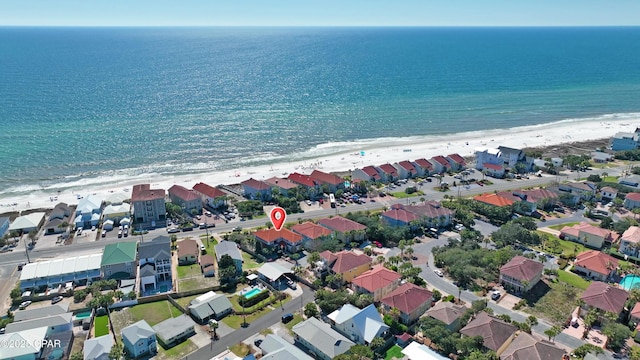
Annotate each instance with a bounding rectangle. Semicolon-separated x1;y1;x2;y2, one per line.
0;115;637;214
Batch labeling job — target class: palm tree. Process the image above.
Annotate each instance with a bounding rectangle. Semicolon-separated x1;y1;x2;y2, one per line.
544;325;562;342
389;307;401;322
398;240;407;258
370;337;386;352
376;255;386;265
405;247;415;262
209;319;219;339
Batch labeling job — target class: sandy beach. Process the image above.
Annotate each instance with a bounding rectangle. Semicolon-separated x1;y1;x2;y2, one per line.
1;115;638;214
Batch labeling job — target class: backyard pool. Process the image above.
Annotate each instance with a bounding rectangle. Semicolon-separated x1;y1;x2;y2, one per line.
74;311;92;320
620;275;640;291
243;287;262;299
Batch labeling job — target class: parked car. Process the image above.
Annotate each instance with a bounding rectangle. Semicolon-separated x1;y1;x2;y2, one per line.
491;291;501;301
101;230;107;238
281;313;294;324
254;339;263;347
434;269;444;277
76;228;83;236
167;227;180;234
19;301;32;310
51;296;64;305
305;200;312;206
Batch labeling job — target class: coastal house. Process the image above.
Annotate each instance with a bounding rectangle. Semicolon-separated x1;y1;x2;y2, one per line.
131;184;166;229
630;303;640;327
241;178;272;200
446;153;466;171
592;151;613;163
393;161;417;179
557;182;597;203
152;314;196;349
44;203;71;235
121;320;157;358
259;334;314;360
102;202;131;225
287;172;321;196
381;205;419;227
309;170;344;192
600;186;618;202
319;250;372;282
351;265;402;301
573;250;618;282
560;222;618;249
19;253;102;290
460;312;518;355
13;303;69;322
482;163;506;178
351;166;382;183
168;185;202;215
177;239;198;265
619;175;640;188
253;228;304;253
412;158;434;176
624;193;640;210
620;226;640;257
425;301;467;331
200;254;215;277
380;283;434;325
500;332;567;360
291;221;333;243
257;262;293;289
83;334;113;360
610;129;640;151
401;341;449;360
405;201;454;229
317;216;367;241
214;241;243;274
0;216;9;238
474;193;514;207
192;182;227;209
138;236;172;293
5;311;73;335
519;188;558;213
475;147;502;168
377;163;400;182
101;241;138;280
263;177;298;196
579;282;628;317
292;317;354;360
497;146;530;170
499;256;544;293
328;303;389;345
8;212;46;234
74;195;102;229
429;156;450;173
188;291;233;323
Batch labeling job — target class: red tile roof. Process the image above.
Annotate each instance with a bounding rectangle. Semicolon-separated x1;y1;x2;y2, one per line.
352;265;401;293
241;178;271;191
320;250;337;264
483;163;504;171
500;256;543;283
382;208;419;224
447;153;466;165
378;164;398;176
622;226;640;244
631;302;640;319
575;250;618;276
287;172;317;188
381;283;433;315
253;228;303;244
264;177;298;190
192;182;226;199
474;193;514;207
460;312;518;352
397;161;416;173
523;188;558;203
323;250;371;274
310;170;343;186
168;185;201;202
431;156;449;167
626;193;640;202
406;201;454;219
413;158;433;170
360;166;381;180
560;222;618;242
580;281;628;314
132;184;165;202
290;222;333;240
318;216;367;233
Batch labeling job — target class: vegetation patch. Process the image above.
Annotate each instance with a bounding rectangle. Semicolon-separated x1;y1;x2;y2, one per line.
558;270;591;290
385;344;404;360
128;301;182;326
284;313;304;335
177;264;202;279
156;339;197;360
94;315;109;337
229;342;252;357
525;282;582;325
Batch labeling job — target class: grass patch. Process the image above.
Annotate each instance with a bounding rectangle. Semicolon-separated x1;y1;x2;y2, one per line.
548;222;581;231
229;342;252;357
558;270;591;290
391;191;424;199
222;306;272;329
177;264;202;279
94;315;109;337
128;301;183;326
603;176;619;182
525;281;583;325
536;232;588;257
385;344;404;360
156;339;197;360
241;251;261;269
260;328;273;336
284;313;304;335
178;278;204;292
174;294;200;308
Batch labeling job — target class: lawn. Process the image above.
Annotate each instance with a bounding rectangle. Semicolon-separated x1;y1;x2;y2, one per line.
128;301;183;326
241;251;262;269
536;232;588;257
94;315;109;337
174;294;200;308
230;292;273;312
156;339;197;360
603;176;619;182
178;278;206;292
525;281;583;325
558;270;591;290
548;222;581;231
284;313;304;335
385;344;404;360
229;342;252;357
177;264;202;279
391;191;424;199
222;306;273;329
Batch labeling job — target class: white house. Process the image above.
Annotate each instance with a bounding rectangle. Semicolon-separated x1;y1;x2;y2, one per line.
328;304;389;345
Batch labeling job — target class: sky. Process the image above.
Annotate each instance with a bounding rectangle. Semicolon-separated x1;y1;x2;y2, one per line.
1;0;639;27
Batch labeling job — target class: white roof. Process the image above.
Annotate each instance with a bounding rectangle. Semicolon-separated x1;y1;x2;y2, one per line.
20;253;102;282
192;291;217;304
0;326;47;358
76;195;102;214
103;203;130;216
103;219;114;225
84;334;113;360
258;262;293;282
8;212;45;231
401;341;448;360
120;217;131;224
105;192;130;204
329;304;388;344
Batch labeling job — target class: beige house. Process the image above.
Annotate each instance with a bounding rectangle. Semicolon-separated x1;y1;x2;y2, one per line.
460;312;517;355
619;226;640;257
560;222;618;249
319;250;371;283
573;250;618;282
351;266;401;301
177;239;198;265
499;256;543;293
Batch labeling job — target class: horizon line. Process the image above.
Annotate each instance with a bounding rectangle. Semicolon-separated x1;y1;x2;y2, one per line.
1;24;639;28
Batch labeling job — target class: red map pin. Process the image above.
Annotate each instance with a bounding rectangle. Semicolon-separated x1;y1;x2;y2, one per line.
269;206;287;231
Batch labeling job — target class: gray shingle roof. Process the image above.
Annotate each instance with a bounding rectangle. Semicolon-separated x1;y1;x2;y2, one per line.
188;293;233;321
214;241;242;262
260;334;313;360
292;317;354;359
6;313;73;333
83;334;113;360
152;315;195;342
121;320;155;344
13;303;69;322
138;236;171;261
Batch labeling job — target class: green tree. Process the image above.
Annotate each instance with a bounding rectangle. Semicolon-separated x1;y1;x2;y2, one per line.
70;352;84;360
544;325;562;342
304;303;319;318
108;341;123;360
526;315;538;327
572;344;604;358
603;322;632;351
370;336;385;351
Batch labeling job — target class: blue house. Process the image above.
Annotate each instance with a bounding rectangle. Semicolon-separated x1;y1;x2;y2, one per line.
0;216;9;238
74;195;102;229
121;320;157;358
611;130;640;151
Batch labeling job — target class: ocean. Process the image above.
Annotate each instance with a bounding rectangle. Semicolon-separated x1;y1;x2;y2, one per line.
1;26;639;199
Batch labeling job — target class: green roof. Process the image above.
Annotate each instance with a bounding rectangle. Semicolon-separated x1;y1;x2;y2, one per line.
101;242;137;267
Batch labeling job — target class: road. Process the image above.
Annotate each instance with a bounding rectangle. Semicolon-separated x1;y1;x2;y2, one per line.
183;285;314;360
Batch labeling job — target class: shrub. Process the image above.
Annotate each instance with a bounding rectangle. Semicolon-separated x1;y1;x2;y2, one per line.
238;290;270;308
444;295;455;302
405;186;417;194
432;289;442;302
512;299;527;310
557;259;568;269
74;289;88;303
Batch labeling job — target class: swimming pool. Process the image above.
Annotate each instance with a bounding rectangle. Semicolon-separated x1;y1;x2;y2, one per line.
74;311;92;320
620;275;640;291
243;288;262;299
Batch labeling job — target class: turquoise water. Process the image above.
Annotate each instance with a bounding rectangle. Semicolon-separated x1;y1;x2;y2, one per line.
1;27;640;197
620;275;640;291
243;288;262;299
74;311;92;319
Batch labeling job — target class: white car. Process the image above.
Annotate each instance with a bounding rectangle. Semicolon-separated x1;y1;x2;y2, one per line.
305;200;312;206
434;269;444;277
167;227;180;234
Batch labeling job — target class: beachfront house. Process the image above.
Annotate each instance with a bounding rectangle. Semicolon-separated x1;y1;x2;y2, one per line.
446;153;466;171
499;256;544;293
475;147;502;168
214;241;243;274
121;320;157;359
9;212;46;234
328;303;389;344
393;161;417;179
381;283;434;325
429;156;450;173
74;195;102;229
168;185;202;215
592;151;613;163
241;178;272;200
309;170;344;193
138;236;172;294
625;193;640;210
253;228;304;253
377;163;400;182
619;226;640;257
192;182;227;209
287;172;321;196
482;163;506;178
101;241;138;280
412;158;434;176
351;265;402;301
177;239;198;265
131;184;166;229
152;314;196;349
292;317;354;360
560;222;618;249
574;250;618;282
610;129;640;151
102;202;131;225
44;203;71;235
263;176;298;196
317;216;367;242
352;166;382;183
0;216;9;238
